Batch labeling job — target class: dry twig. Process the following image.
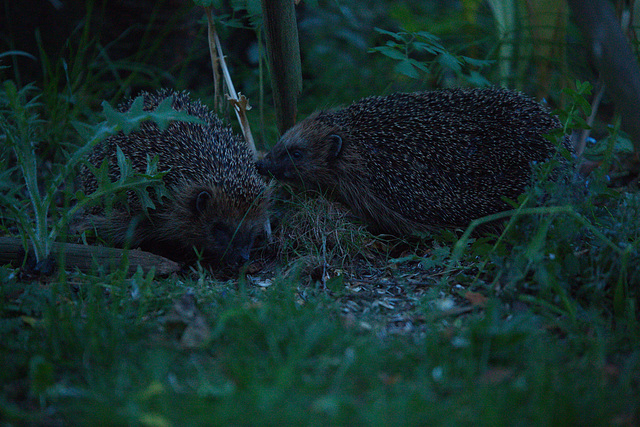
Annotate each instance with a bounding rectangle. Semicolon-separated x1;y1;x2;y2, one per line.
203;7;257;158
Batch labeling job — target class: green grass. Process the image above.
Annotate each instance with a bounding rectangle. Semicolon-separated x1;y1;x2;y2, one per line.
2;264;638;425
1;1;640;425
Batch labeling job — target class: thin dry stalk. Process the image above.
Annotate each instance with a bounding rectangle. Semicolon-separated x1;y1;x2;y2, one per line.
214;31;257;158
575;81;606;156
202;7;267;235
204;7;223;113
203;7;257;158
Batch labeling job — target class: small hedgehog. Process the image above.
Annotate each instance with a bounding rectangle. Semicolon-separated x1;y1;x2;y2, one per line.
256;87;571;235
81;89;269;264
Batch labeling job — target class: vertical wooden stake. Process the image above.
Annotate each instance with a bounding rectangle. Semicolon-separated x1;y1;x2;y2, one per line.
261;0;303;135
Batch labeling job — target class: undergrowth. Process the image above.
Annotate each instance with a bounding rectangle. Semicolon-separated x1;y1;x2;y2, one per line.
1;1;639;425
0;82;199;267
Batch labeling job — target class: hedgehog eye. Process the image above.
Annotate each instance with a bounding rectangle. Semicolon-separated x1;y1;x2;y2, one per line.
289;149;303;160
194;190;211;215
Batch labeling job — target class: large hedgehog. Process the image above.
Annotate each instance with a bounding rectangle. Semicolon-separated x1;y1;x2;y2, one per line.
257;87;571;235
81;89;269;264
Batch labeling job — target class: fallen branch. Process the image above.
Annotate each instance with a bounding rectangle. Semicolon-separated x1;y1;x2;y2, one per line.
0;236;181;276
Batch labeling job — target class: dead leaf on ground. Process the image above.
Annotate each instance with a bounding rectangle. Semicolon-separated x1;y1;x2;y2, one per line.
601;364;620;384
464;291;488;307
378;372;402;386
478;367;514;385
162;292;211;349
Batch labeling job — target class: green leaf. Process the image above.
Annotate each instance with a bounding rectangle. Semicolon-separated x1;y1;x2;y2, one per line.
585;134;634;158
115;145;134;183
136;185;157;211
73;120;118;145
576;96;592;117
415;30;441;42
419;257;440;270
525;217;553;263
390;254;423;264
461;56;495;68
149;96;176;131
437;52;462;72
414;41;445;55
101;99;122;130
373;47;406;61
395;60;420;79
374;27;405;41
325;274;344;293
100;96;204;137
576;80;593;95
409;59;429;73
245;0;262;22
464;70;492;87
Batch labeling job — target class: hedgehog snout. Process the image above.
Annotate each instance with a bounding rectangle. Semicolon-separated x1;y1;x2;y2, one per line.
234;245;251;263
256;154;289;180
218;238;253;267
255;158;269;176
255;150;277;175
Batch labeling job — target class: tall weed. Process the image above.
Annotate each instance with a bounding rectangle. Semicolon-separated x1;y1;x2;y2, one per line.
0;82;196;266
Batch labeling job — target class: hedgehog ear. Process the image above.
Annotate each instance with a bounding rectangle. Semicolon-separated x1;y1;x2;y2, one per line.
327;134;343;160
194;190;211;214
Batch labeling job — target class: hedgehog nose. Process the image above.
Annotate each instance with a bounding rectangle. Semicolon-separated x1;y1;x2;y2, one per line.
255;159;267;176
238;246;251;263
223;245;251;266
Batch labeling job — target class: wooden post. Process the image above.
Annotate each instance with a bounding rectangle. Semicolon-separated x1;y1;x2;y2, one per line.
261;0;303;135
567;0;640;155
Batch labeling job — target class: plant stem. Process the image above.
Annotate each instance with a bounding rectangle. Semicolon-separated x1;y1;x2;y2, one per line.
204;6;222;113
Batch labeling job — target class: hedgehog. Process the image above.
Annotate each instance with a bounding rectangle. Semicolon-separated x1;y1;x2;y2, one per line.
256;87;571;235
81;89;269;264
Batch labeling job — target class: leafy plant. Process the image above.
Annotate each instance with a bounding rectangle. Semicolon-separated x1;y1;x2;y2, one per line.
0;81;201;266
442;80;640;321
370;28;494;86
2;2;640;425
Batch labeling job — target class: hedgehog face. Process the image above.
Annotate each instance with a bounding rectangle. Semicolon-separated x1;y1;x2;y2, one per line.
190;187;267;265
256;115;344;191
154;184;267;265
